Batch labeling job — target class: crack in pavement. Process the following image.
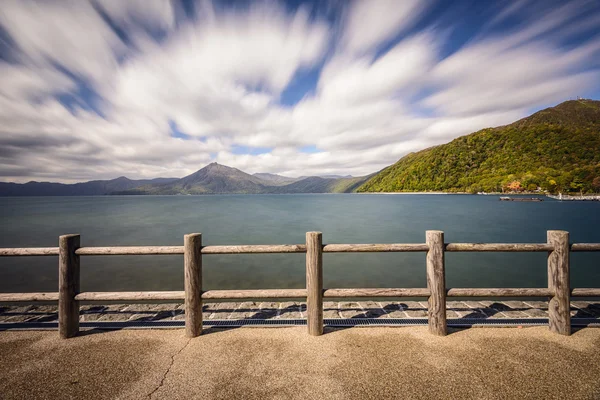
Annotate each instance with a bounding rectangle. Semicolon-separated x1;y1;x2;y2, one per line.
147;337;192;399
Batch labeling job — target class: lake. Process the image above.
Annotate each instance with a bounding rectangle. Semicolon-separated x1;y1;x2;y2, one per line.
0;194;599;293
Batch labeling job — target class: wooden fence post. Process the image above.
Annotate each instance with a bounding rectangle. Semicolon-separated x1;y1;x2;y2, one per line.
59;234;80;339
547;230;570;335
426;230;447;336
185;233;203;337
306;231;323;336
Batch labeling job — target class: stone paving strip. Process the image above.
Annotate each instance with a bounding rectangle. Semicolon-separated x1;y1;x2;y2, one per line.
0;301;598;323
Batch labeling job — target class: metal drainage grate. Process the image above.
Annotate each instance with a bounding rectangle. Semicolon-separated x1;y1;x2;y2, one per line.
0;318;598;330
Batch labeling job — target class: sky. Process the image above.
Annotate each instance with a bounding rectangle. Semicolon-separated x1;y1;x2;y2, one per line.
0;0;599;183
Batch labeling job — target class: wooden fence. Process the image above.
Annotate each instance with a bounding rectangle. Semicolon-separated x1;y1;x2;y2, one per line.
0;230;599;339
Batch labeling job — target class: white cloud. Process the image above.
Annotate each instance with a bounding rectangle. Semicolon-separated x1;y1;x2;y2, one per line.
0;0;598;183
339;0;425;56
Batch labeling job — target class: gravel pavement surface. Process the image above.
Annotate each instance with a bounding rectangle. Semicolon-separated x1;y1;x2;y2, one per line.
1;326;599;399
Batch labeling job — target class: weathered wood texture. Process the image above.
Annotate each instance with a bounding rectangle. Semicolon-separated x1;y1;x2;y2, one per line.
75;289;310;301
75;291;184;301
0;292;59;301
0;247;59;256
571;243;600;252
445;243;552;252
446;288;553;297
202;289;307;299
185;233;202;337
571;288;600;296
323;288;430;297
322;244;428;252
427;231;446;336
59;234;80;339
76;246;184;255
306;232;323;336
548;231;571;336
202;245;306;254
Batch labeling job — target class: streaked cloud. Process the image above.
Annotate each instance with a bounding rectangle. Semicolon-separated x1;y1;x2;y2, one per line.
0;0;598;182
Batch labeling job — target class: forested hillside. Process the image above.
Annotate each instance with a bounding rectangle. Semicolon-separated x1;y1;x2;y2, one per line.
358;100;600;194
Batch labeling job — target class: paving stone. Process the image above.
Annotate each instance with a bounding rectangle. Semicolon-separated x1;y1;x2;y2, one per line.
379;302;407;318
12;305;57;322
571;301;595;309
522;301;548;309
458;301;503;318
520;308;548;317
481;302;512;312
338;302;364;318
358;301;388;318
570;307;595;318
403;302;427;318
446;310;460;318
323;302;341;319
278;302;304;319
499;310;530;318
199;302;228;320
123;304;179;322
486;312;509;319
207;302;239;319
2;305;35;322
461;301;487;309
226;302;262;319
248;302;280;319
79;306;109;322
171;304;187;321
500;301;528;309
97;312;134;322
571;302;600;317
583;303;600;316
446;301;465;309
458;311;489;319
447;302;489;318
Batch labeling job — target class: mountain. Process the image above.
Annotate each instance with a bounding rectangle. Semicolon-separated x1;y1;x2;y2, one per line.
0;163;368;196
119;163;370;195
298;174;353;179
0;176;177;196
273;175;371;194
119;163;268;194
252;173;298;185
358;99;600;194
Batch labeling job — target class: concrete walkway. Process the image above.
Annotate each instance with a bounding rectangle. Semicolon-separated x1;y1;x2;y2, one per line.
1;327;599;399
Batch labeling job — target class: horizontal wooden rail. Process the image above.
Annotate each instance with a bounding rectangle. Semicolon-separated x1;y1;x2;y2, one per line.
571;244;600;252
202;289;307;299
201;245;306;254
76;246;184;255
74;289;309;301
446;288;552;297
322;244;428;252
0;292;59;301
571;288;600;296
445;243;552;252
75;291;185;301
0;247;59;256
323;288;431;297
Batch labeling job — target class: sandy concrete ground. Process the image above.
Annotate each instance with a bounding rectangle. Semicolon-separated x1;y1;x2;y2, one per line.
1;327;599;400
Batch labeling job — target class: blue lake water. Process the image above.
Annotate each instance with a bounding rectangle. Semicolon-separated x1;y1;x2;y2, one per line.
0;194;599;293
